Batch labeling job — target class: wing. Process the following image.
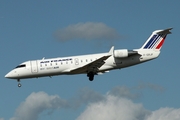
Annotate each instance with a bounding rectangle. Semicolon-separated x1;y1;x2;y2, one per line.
70;55;111;74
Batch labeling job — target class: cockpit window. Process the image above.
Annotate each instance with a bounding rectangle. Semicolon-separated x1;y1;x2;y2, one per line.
15;64;26;68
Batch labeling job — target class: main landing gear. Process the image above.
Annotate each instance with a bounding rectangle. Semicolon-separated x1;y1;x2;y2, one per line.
17;79;22;87
87;72;94;81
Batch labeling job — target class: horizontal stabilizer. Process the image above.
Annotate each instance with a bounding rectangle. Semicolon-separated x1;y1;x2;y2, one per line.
154;28;172;34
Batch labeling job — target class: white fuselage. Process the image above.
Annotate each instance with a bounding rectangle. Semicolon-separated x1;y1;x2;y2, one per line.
5;49;160;80
4;28;172;87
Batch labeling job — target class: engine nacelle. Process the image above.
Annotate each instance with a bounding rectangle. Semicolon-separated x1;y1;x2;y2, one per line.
114;49;138;58
114;49;128;58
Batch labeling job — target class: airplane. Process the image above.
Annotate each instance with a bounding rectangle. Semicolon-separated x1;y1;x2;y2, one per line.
5;28;172;87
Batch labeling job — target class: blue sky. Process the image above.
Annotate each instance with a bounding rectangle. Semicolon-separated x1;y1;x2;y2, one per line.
0;1;180;120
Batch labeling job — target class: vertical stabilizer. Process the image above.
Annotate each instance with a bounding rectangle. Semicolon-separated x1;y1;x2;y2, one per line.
141;28;172;50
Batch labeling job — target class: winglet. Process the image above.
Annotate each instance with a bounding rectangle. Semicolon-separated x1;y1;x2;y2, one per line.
109;46;114;55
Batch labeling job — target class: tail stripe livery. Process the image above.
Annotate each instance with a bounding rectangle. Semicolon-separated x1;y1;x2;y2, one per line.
149;34;164;48
143;34;160;49
155;35;166;49
141;28;172;50
143;34;166;49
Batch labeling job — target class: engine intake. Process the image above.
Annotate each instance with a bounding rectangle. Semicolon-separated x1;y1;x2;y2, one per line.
114;49;138;58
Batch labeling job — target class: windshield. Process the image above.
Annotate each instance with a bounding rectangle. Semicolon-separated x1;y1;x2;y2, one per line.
15;64;26;68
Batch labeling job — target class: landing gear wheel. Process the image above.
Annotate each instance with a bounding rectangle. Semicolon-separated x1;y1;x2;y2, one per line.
88;72;94;81
17;79;21;87
18;83;22;87
89;76;94;81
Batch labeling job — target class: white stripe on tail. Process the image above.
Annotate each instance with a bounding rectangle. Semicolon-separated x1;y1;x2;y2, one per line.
141;28;172;50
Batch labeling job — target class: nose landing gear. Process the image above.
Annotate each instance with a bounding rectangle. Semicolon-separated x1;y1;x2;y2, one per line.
17;79;22;87
18;83;22;87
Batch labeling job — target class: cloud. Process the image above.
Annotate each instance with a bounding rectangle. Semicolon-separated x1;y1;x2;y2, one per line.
72;87;105;108
10;91;69;120
76;95;151;120
136;82;165;92
54;22;120;41
108;86;140;99
0;118;4;120
76;95;180;120
76;86;180;120
147;108;180;120
10;86;134;120
10;86;180;120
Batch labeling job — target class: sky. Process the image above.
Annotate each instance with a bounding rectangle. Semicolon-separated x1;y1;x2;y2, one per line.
0;1;180;120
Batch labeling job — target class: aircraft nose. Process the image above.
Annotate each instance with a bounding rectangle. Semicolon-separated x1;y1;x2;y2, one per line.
5;72;11;78
5;71;17;79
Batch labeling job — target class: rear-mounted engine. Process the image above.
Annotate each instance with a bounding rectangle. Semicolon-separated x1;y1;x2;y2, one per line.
114;49;138;58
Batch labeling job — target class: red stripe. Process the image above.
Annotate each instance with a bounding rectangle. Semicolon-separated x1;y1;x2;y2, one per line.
155;36;166;49
156;39;164;49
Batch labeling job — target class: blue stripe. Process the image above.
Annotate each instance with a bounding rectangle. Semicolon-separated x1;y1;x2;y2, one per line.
144;35;158;49
150;35;161;48
148;35;160;48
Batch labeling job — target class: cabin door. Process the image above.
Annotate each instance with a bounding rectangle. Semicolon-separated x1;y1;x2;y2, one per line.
30;61;38;73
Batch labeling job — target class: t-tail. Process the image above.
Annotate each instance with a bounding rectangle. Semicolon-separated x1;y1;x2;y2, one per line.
141;28;172;50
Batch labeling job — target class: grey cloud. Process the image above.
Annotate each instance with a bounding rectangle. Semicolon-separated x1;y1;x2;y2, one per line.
108;86;140;99
147;108;180;120
76;95;151;120
10;86;180;120
78;87;105;102
72;87;105;108
10;89;105;120
76;95;180;120
108;83;164;100
10;91;68;120
136;82;165;92
54;22;120;41
76;86;180;120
